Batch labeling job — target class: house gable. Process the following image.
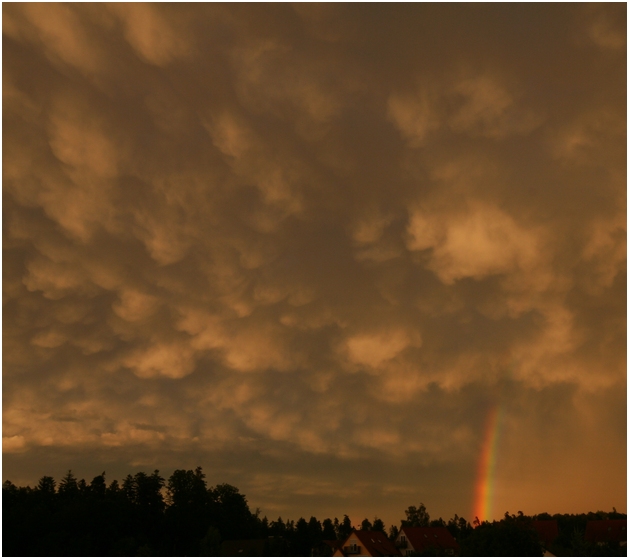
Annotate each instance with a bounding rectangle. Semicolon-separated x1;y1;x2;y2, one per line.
532;520;559;549
585;520;627;545
396;526;460;556
334;529;401;557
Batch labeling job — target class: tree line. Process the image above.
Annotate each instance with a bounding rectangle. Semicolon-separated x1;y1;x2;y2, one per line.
2;467;625;556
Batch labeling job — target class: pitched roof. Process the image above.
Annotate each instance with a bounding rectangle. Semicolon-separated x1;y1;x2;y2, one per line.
348;530;401;557
532;520;559;547
400;526;460;554
324;539;344;553
584;519;627;543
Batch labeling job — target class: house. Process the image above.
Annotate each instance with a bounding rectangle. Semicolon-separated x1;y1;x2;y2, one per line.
531;520;559;549
324;539;344;555
394;526;460;556
531;520;559;557
333;530;401;557
585;519;627;546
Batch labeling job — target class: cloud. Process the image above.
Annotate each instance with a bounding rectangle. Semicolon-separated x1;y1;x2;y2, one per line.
343;328;421;370
107;3;193;66
388;73;541;146
3;435;27;454
12;4;106;76
407;201;541;284
3;3;625;524
388;86;440;147
580;4;627;51
345;331;411;369
123;342;196;380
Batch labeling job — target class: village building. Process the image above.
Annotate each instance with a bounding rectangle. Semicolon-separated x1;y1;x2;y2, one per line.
585;519;627;547
333;530;401;557
394;526;460;556
532;519;559;556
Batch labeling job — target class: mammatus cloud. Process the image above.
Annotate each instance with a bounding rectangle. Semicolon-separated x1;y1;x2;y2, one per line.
407;201;541;284
388;73;541;146
3;3;625;523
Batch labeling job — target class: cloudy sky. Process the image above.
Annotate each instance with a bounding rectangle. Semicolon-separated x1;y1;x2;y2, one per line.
3;3;626;525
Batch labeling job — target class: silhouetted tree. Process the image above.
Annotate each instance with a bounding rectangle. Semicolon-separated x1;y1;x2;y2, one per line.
322;517;337;540
294;517;311;555
338;514;353;540
36;476;57;494
8;468;624;557
404;503;430;527
308;516;323;550
165;468;210;555
270;516;287;538
134;470;165;512
257;514;270;538
446;513;472;541
333;517;340;538
372;517;386;534
58;470;79;497
106;478;122;498
462;517;543;556
88;472;106;499
430;516;446;528
211;482;256;540
388;524;399;541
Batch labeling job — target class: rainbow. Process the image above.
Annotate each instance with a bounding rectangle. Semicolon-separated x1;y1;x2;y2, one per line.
472;403;503;523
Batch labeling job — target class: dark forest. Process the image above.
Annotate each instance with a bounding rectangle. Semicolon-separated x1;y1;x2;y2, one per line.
3;468;626;556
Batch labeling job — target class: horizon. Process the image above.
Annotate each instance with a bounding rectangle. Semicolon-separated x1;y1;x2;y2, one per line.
3;3;626;529
4;464;626;532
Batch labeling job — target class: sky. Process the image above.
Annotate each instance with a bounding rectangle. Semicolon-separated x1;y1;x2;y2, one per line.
2;3;626;527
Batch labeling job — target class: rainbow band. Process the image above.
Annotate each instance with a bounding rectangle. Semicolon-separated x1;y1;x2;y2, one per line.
473;404;502;522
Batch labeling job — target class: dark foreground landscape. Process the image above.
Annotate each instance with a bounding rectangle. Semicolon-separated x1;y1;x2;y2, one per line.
3;467;626;556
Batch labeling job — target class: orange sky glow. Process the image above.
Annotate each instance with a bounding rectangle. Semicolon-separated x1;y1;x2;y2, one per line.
3;3;626;527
